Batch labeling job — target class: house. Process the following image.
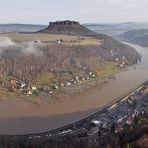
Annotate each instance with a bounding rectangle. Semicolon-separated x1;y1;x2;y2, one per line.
73;81;77;84
89;72;93;75
70;79;74;83
88;72;96;78
81;77;85;81
21;83;26;88
31;86;37;90
54;85;59;89
75;77;79;80
9;86;16;92
120;64;124;68
123;56;126;60
115;57;119;62
27;90;32;96
32;40;41;44
42;86;51;92
66;82;71;86
86;76;90;80
10;79;16;85
60;83;64;87
57;40;62;44
92;74;96;78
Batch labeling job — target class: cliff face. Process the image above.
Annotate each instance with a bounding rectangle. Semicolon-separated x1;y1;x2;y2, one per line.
37;20;98;36
49;21;80;28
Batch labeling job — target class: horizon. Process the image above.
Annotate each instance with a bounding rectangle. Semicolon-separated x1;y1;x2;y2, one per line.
0;21;148;26
0;0;148;24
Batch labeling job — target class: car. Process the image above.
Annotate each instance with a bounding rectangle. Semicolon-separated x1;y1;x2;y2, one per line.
100;120;108;128
109;115;117;121
58;129;72;135
116;117;123;124
91;119;102;126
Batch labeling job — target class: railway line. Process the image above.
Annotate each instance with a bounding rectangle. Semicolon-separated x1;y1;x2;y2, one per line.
5;80;148;140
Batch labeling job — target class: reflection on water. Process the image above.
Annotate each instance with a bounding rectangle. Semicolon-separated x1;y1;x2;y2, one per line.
0;43;148;134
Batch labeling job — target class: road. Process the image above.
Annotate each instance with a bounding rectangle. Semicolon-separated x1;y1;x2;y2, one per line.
17;80;148;139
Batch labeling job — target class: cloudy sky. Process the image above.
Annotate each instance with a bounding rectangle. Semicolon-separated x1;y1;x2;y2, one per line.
0;0;148;24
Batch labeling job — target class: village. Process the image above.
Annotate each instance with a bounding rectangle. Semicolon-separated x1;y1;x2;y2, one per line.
52;83;148;138
0;52;129;99
0;42;131;99
0;66;97;98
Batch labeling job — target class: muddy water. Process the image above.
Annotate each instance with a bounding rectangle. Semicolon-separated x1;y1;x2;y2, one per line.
0;43;148;135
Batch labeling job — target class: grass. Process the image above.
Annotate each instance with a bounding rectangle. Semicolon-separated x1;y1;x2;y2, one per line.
2;33;78;43
0;62;125;99
57;72;73;82
97;62;120;79
1;33;101;46
55;63;122;91
0;87;21;99
37;72;55;86
62;39;101;46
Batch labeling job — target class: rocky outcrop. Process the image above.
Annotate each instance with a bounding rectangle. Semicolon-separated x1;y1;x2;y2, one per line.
37;20;98;36
37;20;140;66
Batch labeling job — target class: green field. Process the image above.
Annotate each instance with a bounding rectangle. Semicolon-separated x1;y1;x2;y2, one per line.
1;33;101;46
3;33;78;42
0;87;21;99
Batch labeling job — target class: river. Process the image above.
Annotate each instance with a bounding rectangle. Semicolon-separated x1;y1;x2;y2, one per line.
0;43;148;135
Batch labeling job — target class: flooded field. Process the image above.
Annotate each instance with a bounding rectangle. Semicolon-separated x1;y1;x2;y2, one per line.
0;43;148;135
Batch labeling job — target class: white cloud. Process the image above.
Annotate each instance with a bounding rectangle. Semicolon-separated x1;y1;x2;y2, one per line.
0;36;15;48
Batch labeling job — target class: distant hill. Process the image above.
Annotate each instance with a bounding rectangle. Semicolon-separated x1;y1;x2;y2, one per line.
119;29;148;47
0;24;47;32
37;20;98;36
84;22;148;36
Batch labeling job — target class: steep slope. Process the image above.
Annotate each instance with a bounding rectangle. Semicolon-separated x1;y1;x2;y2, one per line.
37;20;98;36
37;20;140;66
119;29;148;47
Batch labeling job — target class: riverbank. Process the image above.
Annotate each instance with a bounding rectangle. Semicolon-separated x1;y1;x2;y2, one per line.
0;62;122;101
0;43;147;134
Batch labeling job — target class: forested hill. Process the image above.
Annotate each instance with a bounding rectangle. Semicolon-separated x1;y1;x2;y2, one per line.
119;29;148;47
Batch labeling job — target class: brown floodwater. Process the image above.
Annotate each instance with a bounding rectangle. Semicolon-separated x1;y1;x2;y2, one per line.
0;43;148;135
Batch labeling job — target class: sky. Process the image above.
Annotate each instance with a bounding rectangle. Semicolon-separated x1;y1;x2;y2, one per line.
0;0;148;25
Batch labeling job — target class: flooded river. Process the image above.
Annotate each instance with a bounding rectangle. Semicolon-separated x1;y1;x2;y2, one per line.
0;43;148;135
